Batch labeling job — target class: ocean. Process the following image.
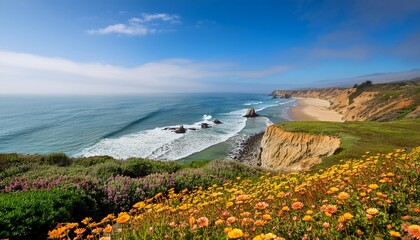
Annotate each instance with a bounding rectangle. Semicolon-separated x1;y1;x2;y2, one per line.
0;93;295;161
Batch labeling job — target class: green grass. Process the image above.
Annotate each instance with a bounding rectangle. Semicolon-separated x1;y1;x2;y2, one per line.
276;118;420;171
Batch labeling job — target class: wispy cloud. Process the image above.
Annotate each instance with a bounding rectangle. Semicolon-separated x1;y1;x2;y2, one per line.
87;13;181;36
0;51;287;94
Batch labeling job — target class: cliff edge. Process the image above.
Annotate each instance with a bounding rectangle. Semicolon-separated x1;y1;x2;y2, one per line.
258;125;340;171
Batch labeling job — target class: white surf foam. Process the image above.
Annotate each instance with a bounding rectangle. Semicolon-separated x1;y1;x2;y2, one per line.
243;101;263;106
77;109;248;160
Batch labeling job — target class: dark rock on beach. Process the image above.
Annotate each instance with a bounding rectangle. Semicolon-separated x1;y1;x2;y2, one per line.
201;123;211;128
243;108;259;117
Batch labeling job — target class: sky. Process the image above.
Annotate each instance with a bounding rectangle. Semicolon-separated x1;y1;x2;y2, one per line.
0;0;420;94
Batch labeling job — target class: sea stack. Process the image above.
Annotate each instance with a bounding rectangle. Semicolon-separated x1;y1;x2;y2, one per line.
243;108;259;117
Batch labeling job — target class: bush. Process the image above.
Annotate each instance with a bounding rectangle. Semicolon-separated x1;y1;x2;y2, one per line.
0;189;98;240
122;158;182;178
72;155;115;167
43;153;72;167
204;159;265;179
93;161;122;179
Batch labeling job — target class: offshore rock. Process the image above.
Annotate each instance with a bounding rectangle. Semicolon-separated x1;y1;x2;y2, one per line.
243;108;259;117
213;119;222;124
175;125;186;134
201;123;212;128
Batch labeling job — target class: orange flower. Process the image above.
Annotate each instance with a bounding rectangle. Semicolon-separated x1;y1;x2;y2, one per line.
103;224;113;233
254;220;266;226
197;217;209;227
255;202;269;210
322;222;330;228
215;219;225;226
236;195;251;201
337;192;350;200
116;212;130;224
292;202;304;210
227;217;237;224
407;225;420;239
227;228;243;239
189;216;196;225
74;228;86;235
262;214;271;220
302;215;312;221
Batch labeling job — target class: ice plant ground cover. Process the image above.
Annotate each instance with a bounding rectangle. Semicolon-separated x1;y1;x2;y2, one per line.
49;147;420;239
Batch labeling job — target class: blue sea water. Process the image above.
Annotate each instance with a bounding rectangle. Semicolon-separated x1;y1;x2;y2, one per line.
0;93;295;160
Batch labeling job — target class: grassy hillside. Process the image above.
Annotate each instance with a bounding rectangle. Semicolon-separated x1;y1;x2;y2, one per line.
276;118;420;171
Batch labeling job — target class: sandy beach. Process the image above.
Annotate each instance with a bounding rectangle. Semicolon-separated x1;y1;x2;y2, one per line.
289;98;344;122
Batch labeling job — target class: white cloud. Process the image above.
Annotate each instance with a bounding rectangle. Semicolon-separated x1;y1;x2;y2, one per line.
0;51;287;94
88;13;181;36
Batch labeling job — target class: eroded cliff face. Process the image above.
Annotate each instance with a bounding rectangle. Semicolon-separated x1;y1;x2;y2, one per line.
271;81;418;121
259;125;340;171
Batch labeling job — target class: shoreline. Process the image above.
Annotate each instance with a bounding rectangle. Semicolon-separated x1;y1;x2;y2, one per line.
288;98;344;122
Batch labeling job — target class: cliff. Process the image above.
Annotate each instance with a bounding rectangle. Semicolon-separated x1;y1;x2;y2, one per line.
271;79;420;121
258;125;340;171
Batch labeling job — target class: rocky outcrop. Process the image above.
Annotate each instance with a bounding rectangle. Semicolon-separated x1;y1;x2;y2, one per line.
258;125;340;171
175;125;186;134
243;108;259;117
213;119;222;124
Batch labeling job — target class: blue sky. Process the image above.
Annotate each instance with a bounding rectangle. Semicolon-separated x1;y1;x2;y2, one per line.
0;0;419;94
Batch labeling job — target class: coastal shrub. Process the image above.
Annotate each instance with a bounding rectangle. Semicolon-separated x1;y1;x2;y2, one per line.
122;158;182;178
204;159;265;179
72;155;116;167
43;153;72;167
0;189;98;240
93;161;122;179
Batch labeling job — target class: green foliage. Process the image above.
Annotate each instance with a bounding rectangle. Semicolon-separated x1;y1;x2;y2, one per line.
0;189;98;240
72;155;115;167
93;161;123;179
122;158;182;178
204;159;265;179
43;153;72;167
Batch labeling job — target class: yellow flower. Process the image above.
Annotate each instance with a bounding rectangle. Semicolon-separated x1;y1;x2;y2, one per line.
226;202;234;208
189;216;196;225
116;212;130;224
368;184;379;190
253;234;265;240
306;210;313;215
133;201;146;209
337;192;350;200
389;231;401;237
329;187;339;192
366;208;379;215
302;215;312;221
227;228;243;239
281;206;290;211
215;219;225;226
343;212;354;220
262;214;271;220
